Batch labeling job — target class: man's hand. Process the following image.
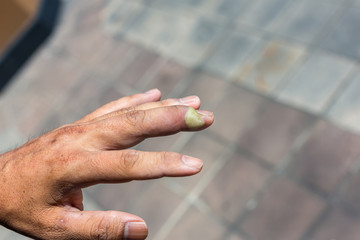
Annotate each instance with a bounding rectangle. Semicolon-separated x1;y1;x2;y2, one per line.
0;89;214;240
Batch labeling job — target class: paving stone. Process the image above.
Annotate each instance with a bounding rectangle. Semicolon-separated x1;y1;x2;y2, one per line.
152;0;207;14
85;180;153;213
309;207;360;240
23;53;85;105
324;6;360;61
242;177;325;240
128;183;183;239
204;30;262;78
0;127;25;154
114;7;222;67
43;0;80;53
235;40;305;94
142;60;190;97
226;233;245;240
268;0;338;44
2;65;60;139
135;134;181;152
1;82;55;137
239;100;313;166
0;227;30;240
38;79;133;132
6;47;53;94
209;0;254;19
201;152;271;223
82;190;104;211
65;19;123;68
102;1;145;37
118;50;161;88
39;80;128;132
182;72;228;109
166;206;226;240
339;169;360;212
173;16;223;66
278;52;354;113
287;120;360;194
56;73;112;121
125;8;177;49
328;73;360;133
210;84;264;142
169;133;226;192
320;0;347;4
239;0;293;29
92;40;141;78
3;46;83;107
125;8;200;63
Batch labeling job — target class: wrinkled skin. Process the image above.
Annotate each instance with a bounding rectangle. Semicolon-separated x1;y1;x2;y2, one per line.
0;89;214;240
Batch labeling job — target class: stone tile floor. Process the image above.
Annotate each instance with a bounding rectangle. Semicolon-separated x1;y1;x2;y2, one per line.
2;0;360;239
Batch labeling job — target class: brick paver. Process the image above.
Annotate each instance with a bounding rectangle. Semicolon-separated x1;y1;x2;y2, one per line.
324;6;360;61
166;206;226;240
142;60;190;97
238;0;293;29
201;152;271;223
205;30;262;78
238;100;314;166
267;1;338;44
128;183;183;239
242;177;325;240
328;73;360;133
181;72;228;109
235;40;305;93
168;132;226;192
210;84;264;142
287;120;360;194
339;168;360;213
309;207;360;240
278;52;354;113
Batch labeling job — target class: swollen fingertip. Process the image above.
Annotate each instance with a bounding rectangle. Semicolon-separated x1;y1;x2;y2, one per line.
182;155;203;170
124;222;148;240
185;107;205;129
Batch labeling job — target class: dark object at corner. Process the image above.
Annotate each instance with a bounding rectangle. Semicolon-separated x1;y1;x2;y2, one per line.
0;0;62;92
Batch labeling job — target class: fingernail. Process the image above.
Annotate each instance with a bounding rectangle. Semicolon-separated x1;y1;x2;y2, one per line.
182;155;203;170
185;107;205;129
124;222;148;240
196;110;214;118
180;96;199;105
145;88;159;95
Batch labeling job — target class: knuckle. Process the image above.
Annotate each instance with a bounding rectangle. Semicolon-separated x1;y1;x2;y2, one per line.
90;216;114;240
121;150;142;171
160;99;175;106
160;152;178;164
124;110;146;127
160;152;170;163
123;106;137;114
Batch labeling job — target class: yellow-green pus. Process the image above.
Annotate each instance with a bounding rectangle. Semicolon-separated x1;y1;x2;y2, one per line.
185;107;205;129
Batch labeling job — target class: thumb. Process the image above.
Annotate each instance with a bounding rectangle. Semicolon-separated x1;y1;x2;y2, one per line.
61;210;148;240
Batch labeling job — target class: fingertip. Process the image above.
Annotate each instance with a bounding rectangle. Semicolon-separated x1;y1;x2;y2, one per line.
182;155;203;171
179;95;201;109
185;107;214;130
145;88;161;98
124;221;148;240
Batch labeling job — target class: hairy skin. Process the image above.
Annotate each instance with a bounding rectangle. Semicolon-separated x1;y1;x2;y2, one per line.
0;89;214;240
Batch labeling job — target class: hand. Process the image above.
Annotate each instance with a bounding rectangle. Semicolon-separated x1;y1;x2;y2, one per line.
0;89;214;240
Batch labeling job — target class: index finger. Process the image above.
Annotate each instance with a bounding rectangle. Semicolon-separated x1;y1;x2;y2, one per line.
86;106;214;150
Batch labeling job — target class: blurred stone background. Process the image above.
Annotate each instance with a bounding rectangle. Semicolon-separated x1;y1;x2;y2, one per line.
2;0;360;239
